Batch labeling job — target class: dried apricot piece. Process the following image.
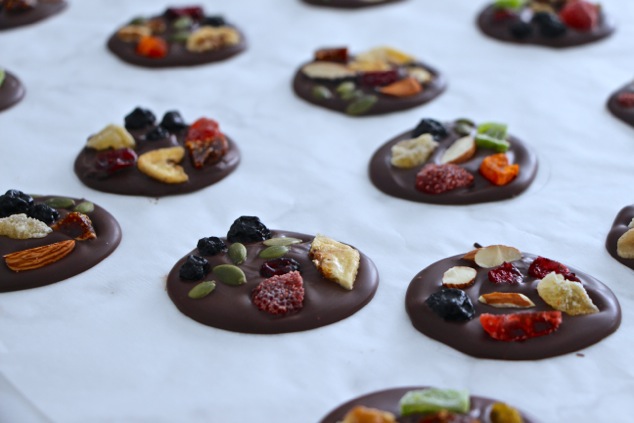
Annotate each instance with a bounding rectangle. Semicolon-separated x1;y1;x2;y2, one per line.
52;212;97;241
479;153;519;186
378;76;423;97
340;405;396;423
479;311;562;342
136;35;168;58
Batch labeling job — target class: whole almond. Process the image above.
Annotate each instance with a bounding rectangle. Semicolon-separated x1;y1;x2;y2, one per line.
4;240;76;272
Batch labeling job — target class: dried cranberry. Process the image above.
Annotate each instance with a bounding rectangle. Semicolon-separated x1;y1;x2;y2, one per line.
94;148;138;177
251;271;304;316
416;164;474;194
480;311;562;342
226;216;271;243
528;256;579;282
616;92;634;108
163;6;205;21
359;70;399;87
488;262;523;284
315;47;348;63
197;236;227;256
260;258;301;278
186;117;220;142
179;255;210;281
425;289;475;322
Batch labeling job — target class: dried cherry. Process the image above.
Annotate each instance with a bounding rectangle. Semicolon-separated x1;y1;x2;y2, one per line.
163;6;204;21
359;70;399;87
94;148;138;177
479;311;562;342
488;262;523;285
186;118;220;142
260;258;301;278
528;256;579;282
616;92;634;108
315;47;348;63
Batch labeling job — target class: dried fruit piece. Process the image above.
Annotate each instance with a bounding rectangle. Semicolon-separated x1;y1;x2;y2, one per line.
488;262;523;284
117;25;152;42
415;164;474;194
314;47;348;63
528;256;579;282
390;134;438;169
616;92;634;108
399;388;470;416
442;266;477;289
164;6;204;20
479;292;535;308
51;212;97;241
340;406;396;423
359;70;399;87
136;35;168;58
0;190;32;218
86;125;136;151
537;272;599;316
226;216;271;243
480;153;519;186
475;122;510;152
137;146;189;184
4;240;75;272
28;204;59;225
378;76;422;97
125;107;156;130
616;229;634;259
94;148;138;177
309;234;360;290
440;136;476;164
260;257;301;278
426;289;475;321
186;26;240;52
188;280;216;299
251;271;304;316
2;0;36;13
197;236;227;256
213;264;246;286
0;214;52;239
412;118;448;140
185;135;228;168
160;111;188;131
406;66;433;84
186;117;220;141
301;62;356;80
179;255;210;281
353;46;415;67
489;402;524;423
227;242;247;265
474;245;522;268
559;1;599;31
479;311;562;342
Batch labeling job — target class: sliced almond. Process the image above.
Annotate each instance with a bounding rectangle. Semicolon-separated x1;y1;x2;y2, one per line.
137;146;188;184
474;245;522;268
301;62;356;80
479;292;535;308
442;266;477;289
440;135;476;164
462;248;479;261
617;228;634;259
4;240;76;272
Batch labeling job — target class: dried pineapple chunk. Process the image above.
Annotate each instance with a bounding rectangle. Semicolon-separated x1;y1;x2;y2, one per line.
537;272;599;316
390;134;438;169
348;46;415;72
0;213;52;239
186;26;240;52
86;124;135;151
137;146;188;184
309;234;360;290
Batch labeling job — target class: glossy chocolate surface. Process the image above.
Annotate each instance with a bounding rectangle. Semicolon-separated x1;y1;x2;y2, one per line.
0;0;66;30
319;386;540;423
606;205;634;270
405;251;621;360
369;122;537;205
0;195;121;293
607;83;634;128
0;71;25;111
74;116;240;197
302;0;403;9
167;230;379;334
477;4;614;48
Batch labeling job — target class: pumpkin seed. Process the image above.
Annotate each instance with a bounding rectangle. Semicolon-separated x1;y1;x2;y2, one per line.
73;201;94;214
263;237;302;247
44;197;75;209
346;95;377;116
228;243;247;265
259;245;289;259
169;31;190;43
336;81;356;96
0;69;5;86
212;264;246;286
173;16;193;30
188;281;216;299
312;85;333;100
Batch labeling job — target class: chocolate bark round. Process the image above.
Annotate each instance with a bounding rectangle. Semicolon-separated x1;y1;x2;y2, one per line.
0;195;121;293
606;205;634;270
0;70;25;111
369;123;537;205
74;121;240;197
405;251;621;360
607;83;634;128
0;0;66;31
302;0;404;9
167;230;379;334
292;60;446;117
476;4;614;48
319;386;540;423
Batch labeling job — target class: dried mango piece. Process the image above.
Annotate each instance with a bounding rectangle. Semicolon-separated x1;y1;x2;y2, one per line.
378;76;422;97
537;272;599;316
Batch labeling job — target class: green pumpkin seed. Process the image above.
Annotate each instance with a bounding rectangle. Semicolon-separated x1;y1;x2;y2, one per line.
336;81;356;96
340;89;364;101
73;201;94;214
44;197;75;209
0;69;5;86
212;264;246;286
346;95;377;116
263;237;302;247
312;85;333;100
168;31;190;43
188;281;216;299
129;17;148;25
259;245;288;259
454;118;476;136
173;16;193;30
228;243;247;265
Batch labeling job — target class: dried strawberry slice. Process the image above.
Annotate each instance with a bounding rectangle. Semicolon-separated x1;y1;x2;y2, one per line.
186;118;221;142
251;271;304;316
528;256;579;282
488;262;523;284
480;311;562;342
185;135;228;168
52;212;97;241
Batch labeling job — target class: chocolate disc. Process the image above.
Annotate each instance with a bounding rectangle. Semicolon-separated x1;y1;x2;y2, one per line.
0;70;25;112
107;8;246;68
0;194;121;293
167;230;379;334
405;250;621;360
606;205;634;270
0;0;66;31
476;3;614;48
319;386;540;423
369;120;537;205
74;110;240;197
302;0;404;9
607;82;634;128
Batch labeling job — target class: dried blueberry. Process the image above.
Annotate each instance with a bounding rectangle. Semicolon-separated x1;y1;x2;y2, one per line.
532;12;567;38
179;255;210;281
5;189;34;206
227;216;272;243
260;258;301;278
0;190;32;218
412;118;448;140
124;107;156;130
197;236;227;256
509;20;532;40
145;126;169;141
160;111;188;132
28;203;60;225
202;15;226;27
425;289;475;322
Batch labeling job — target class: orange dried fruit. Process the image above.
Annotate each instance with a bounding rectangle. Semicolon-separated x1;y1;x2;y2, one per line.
341;405;397;423
136;35;168;58
378;76;422;97
479;153;519;186
52;212;97;241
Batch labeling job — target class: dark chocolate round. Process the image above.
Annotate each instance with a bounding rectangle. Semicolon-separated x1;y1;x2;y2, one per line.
476;4;614;48
74;114;240;197
0;195;121;293
0;0;66;31
319;386;540;423
607;82;634;128
0;70;25;112
302;0;404;9
606;205;634;270
167;230;379;334
369;121;538;205
405;251;621;360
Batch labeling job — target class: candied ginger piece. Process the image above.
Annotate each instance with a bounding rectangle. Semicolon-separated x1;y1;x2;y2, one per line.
340;405;396;423
309;234;360;290
617;228;634;259
537;272;599;316
186;26;240;52
0;213;52;239
390;134;438;169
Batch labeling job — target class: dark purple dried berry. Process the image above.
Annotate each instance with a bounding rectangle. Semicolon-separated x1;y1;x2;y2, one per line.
425;289;475;322
202;15;226;27
179;254;210;281
260;258;301;278
412;118;448;140
509;20;532;39
145;126;169;141
197;236;227;256
124;107;156;130
0;190;32;218
532;12;567;38
160;111;188;132
227;216;271;243
28;204;60;225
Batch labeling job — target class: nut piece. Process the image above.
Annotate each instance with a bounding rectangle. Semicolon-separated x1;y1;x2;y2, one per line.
378;76;422;97
301;62;357;80
341;405;396;423
406;65;433;84
186;26;240;52
116;25;152;42
137;146;189;184
86;125;136;151
4;240;76;272
617;228;634;259
0;213;52;239
309;234;360;290
474;245;522;268
351;46;414;70
390;134;438;169
537;271;599;316
479;292;535;308
440;136;476;164
442;266;477;289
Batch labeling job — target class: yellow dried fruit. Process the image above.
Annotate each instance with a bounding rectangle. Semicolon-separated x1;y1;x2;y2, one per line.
489;402;524;423
0;213;52;239
137;146;189;184
186;26;240;52
86;125;136;151
116;25;152;42
390;134;438;169
537;272;599;316
309;234;360;290
616;228;634;259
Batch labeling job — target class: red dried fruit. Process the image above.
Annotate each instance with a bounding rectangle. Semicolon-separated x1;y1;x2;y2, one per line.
3;0;36;13
420;410;478;423
94;147;138;176
559;1;599;31
136;36;168;59
52;212;97;241
359;70;400;87
251;271;304;316
260;257;301;278
164;6;205;21
185;135;228;168
528;256;579;282
488;262;523;285
314;47;349;63
616;92;634;108
480;311;562;342
186;118;221;142
415;164;474;194
492;9;517;22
